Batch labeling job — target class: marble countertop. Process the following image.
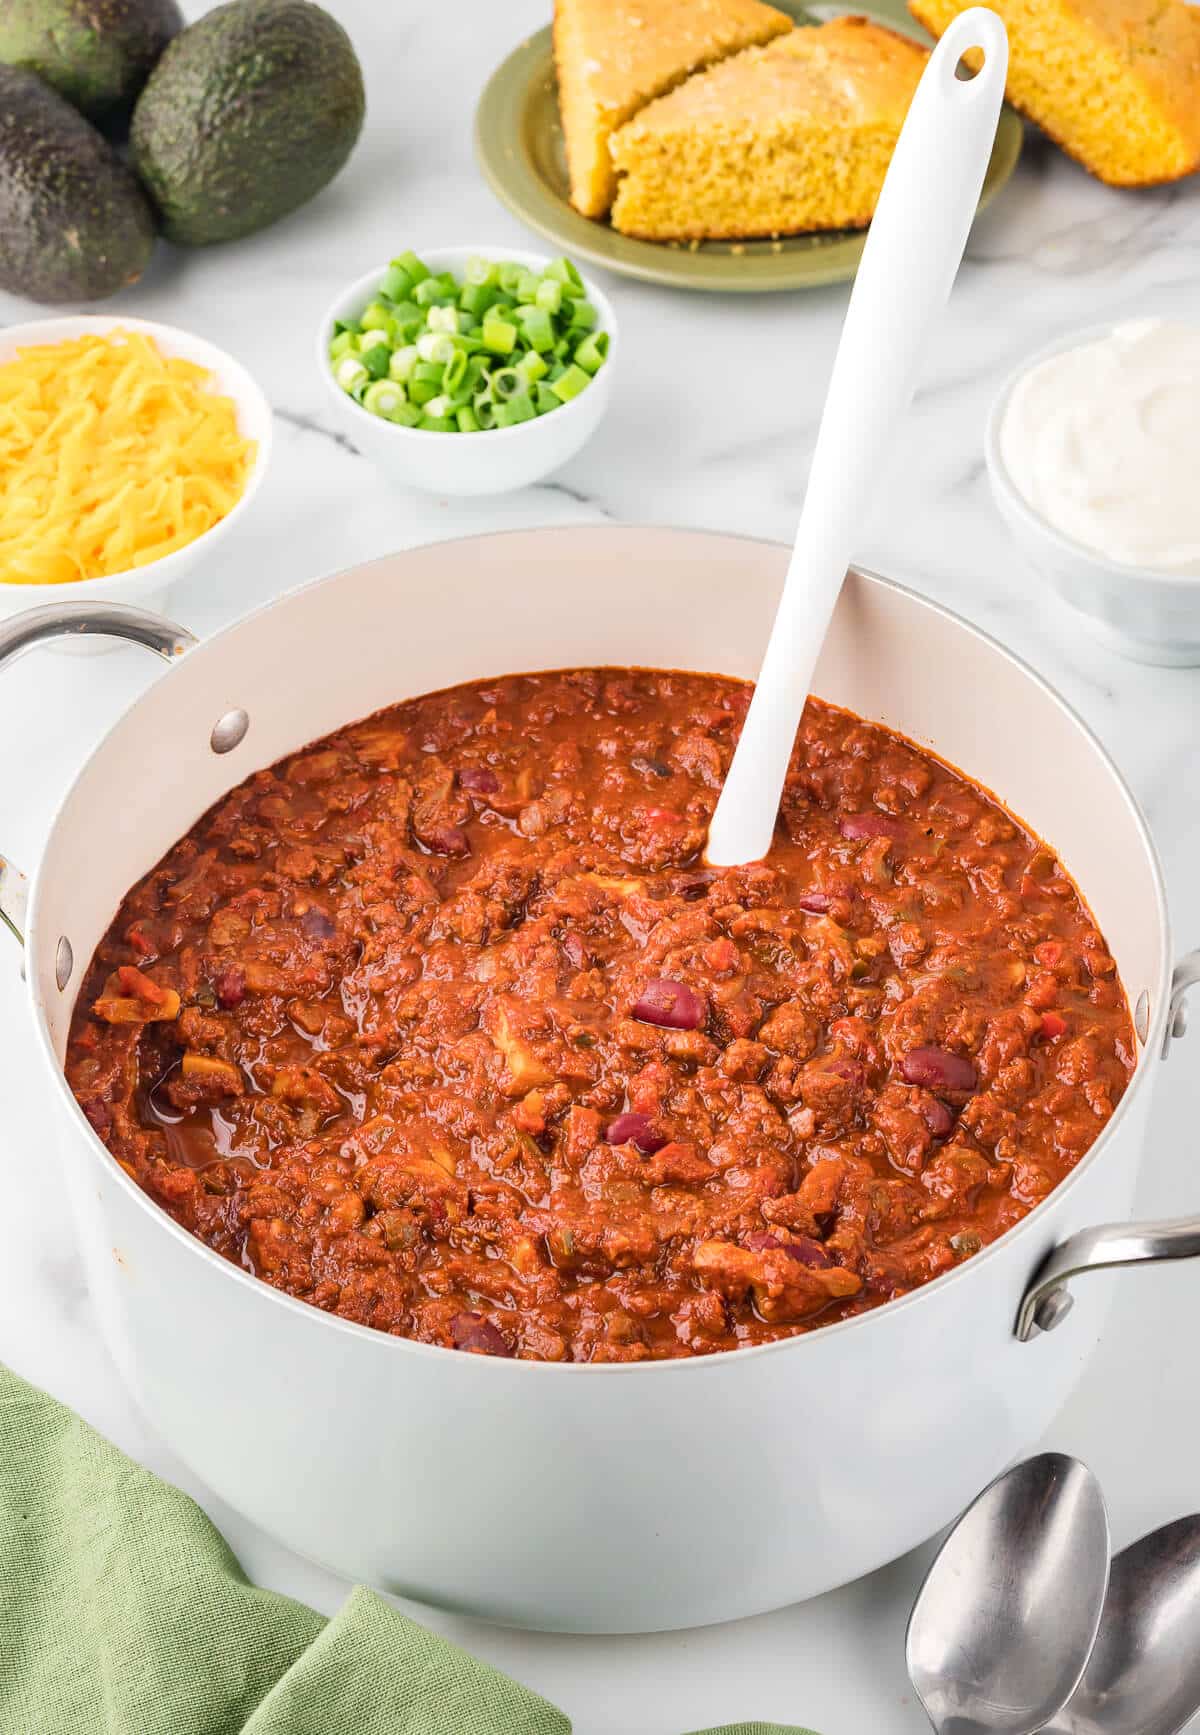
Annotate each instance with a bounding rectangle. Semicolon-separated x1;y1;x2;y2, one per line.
2;3;1200;1729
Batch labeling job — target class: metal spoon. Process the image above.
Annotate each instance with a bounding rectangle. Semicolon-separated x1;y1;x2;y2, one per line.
906;1453;1110;1734
1040;1514;1200;1735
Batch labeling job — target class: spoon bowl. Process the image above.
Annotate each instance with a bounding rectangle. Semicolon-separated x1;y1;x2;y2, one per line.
906;1453;1110;1734
1041;1514;1200;1735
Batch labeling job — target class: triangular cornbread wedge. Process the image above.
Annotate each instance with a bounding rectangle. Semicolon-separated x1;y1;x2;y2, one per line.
609;16;927;240
554;0;793;218
909;0;1200;187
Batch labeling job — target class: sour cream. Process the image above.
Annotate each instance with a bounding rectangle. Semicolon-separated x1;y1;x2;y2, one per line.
999;319;1200;576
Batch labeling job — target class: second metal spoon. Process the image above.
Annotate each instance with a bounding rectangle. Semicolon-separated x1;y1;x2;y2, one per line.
1041;1513;1200;1735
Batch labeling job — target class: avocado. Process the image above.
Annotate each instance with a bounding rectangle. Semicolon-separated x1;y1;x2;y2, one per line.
0;65;155;302
130;0;365;246
0;0;183;129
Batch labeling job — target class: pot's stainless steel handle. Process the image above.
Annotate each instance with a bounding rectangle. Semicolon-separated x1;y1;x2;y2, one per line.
1017;1216;1200;1341
0;600;196;669
0;601;197;950
1017;948;1200;1341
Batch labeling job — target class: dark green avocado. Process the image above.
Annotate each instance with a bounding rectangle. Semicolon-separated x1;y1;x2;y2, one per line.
130;0;365;246
0;0;184;129
0;64;155;302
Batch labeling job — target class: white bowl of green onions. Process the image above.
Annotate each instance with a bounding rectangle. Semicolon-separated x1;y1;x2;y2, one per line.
318;245;616;496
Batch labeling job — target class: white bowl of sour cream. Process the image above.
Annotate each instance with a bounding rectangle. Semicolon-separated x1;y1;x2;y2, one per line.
986;318;1200;665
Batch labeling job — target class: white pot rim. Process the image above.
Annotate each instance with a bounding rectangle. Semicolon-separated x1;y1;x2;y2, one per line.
22;523;1173;1377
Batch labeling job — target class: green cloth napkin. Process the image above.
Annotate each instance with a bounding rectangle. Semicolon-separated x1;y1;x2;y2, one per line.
0;1364;820;1735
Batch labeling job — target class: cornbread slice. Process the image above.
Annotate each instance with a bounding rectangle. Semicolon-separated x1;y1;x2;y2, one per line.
554;0;793;218
609;16;928;239
909;0;1200;186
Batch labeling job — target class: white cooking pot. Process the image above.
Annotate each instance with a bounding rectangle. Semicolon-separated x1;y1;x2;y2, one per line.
3;526;1199;1634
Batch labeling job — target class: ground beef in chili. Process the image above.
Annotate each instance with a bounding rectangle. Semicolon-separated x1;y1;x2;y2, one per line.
65;670;1135;1362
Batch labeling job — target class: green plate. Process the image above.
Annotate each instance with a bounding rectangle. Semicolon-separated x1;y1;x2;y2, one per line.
474;0;1022;292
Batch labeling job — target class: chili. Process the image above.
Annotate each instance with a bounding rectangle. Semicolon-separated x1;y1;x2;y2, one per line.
65;670;1134;1362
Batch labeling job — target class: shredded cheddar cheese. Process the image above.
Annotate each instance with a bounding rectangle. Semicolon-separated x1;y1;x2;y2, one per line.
0;330;256;585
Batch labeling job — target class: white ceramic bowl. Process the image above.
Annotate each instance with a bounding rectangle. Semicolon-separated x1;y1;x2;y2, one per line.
0;314;273;629
985;325;1200;667
316;245;616;495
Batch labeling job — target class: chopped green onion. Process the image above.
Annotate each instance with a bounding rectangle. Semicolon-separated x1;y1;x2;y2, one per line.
425;394;454;419
550;363;591;403
389;345;419;382
427;304;460;334
465;256;499;287
396;250;430;285
519;305;555;352
418;414;455;431
495;391;536;427
482;314;518;355
443;348;468;393
360;300;394;332
363;380;408;420
416;330;454;365
407;377;438;406
574;331;609;375
516;270;541;302
534;381;562;415
379;263;413;301
516;350;549;383
490;367;522;401
413;277;447;307
363;344;391;379
544;256;584;293
535;279;563;315
359;326;391;352
335;355;369;394
459;283;495;317
568;299;598;331
498;262;524;295
456;405;481;433
329;329;357;360
413;360;445;384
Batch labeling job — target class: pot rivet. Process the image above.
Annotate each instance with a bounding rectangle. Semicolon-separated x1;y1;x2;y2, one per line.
1033;1288;1074;1334
210;708;249;755
55;935;73;991
1134;989;1151;1044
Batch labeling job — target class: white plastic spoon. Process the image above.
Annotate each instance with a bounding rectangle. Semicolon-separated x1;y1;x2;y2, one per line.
706;7;1009;867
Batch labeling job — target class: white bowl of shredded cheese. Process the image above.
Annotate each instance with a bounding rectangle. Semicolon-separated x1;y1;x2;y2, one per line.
986;318;1200;666
0;314;273;626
